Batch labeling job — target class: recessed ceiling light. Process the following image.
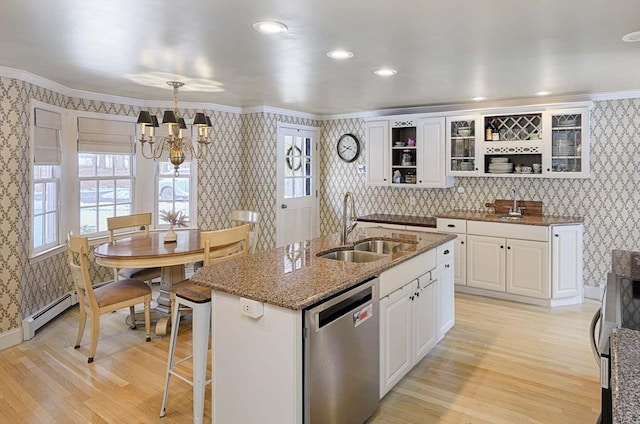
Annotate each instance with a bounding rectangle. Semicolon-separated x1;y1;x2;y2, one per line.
327;50;354;60
536;91;552;96
472;96;486;101
622;31;640;42
253;21;288;34
374;68;397;77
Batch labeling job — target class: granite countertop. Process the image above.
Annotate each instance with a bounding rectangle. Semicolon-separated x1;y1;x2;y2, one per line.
358;213;437;228
435;211;584;226
190;227;455;310
611;327;640;424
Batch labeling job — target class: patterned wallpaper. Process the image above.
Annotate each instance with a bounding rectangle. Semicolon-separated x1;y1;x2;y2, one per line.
0;71;638;338
320;98;640;289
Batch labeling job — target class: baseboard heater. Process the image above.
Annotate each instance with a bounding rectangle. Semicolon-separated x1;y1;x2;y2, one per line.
22;281;112;341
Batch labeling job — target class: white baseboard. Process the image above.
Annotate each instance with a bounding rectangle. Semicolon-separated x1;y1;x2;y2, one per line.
0;327;23;351
583;284;604;301
455;285;583;307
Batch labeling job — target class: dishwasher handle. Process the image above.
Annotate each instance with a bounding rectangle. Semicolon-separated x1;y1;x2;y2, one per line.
306;277;378;332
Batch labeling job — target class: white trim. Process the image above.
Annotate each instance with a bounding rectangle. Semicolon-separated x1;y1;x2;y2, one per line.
590;90;640;101
242;105;320;121
455;285;583;307
0;327;23;351
142;99;241;114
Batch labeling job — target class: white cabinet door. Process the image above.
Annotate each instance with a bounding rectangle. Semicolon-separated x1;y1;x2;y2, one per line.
551;225;583;299
454;234;467;286
436;259;455;340
544;107;590;178
467;235;506;291
413;274;437;363
506;238;550;299
379;281;415;398
366;120;390;186
417;117;453;188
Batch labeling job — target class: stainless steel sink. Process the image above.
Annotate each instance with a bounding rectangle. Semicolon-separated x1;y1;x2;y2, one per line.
317;249;386;263
353;240;415;254
497;214;524;221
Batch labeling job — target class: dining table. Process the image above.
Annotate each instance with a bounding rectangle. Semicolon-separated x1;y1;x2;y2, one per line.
94;229;204;335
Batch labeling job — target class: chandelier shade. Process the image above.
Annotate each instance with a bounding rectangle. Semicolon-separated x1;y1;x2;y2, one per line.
136;81;213;175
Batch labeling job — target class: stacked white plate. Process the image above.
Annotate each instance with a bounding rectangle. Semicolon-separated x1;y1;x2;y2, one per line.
556;139;575;156
488;157;513;173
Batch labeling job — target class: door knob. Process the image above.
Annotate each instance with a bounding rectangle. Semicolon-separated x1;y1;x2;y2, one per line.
281;204;288;209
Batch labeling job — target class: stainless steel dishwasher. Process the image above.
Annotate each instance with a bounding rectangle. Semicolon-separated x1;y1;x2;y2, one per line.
303;276;379;424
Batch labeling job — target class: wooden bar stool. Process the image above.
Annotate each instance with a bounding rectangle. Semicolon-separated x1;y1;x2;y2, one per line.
159;224;250;423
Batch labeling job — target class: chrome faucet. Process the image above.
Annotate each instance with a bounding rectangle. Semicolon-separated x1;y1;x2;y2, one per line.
341;192;358;244
509;188;522;216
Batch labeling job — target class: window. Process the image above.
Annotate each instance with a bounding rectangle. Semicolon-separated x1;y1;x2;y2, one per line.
284;135;312;199
32;107;62;254
77;117;136;235
157;161;192;227
79;153;133;234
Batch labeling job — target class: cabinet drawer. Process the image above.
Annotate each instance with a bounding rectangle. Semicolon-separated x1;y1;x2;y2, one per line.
379;249;436;298
467;220;548;242
437;241;454;264
436;218;467;234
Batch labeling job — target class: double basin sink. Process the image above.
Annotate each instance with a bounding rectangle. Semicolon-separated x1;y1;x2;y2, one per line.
317;239;417;263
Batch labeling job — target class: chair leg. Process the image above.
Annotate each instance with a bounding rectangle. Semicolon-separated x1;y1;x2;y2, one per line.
75;309;87;349
88;314;100;363
144;299;151;342
128;306;137;330
160;295;183;418
191;301;211;424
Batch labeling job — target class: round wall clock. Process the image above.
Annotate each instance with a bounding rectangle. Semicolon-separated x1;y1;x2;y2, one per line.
336;133;360;163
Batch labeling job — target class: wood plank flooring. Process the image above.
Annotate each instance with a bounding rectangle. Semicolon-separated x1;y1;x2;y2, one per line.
0;293;601;423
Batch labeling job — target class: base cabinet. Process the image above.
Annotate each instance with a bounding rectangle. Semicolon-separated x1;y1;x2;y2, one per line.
467;234;549;299
380;273;437;398
552;224;583;299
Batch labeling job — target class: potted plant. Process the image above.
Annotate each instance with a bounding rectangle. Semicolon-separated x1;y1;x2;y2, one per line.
159;209;189;243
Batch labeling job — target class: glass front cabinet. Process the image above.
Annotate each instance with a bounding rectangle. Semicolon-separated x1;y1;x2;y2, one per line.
544;107;590;178
446;115;482;175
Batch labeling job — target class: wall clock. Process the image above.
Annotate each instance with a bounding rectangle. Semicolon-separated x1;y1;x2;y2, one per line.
336;133;360;163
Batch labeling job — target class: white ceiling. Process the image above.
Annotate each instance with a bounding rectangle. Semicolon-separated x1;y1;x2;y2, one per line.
1;0;639;115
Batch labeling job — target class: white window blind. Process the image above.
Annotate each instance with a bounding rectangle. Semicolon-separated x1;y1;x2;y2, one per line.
34;108;61;165
77;117;135;154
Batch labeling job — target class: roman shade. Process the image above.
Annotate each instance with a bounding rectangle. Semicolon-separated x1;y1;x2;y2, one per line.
77;117;135;154
34;108;62;165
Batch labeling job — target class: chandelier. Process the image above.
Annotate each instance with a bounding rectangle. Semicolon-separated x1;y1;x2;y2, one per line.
136;81;212;176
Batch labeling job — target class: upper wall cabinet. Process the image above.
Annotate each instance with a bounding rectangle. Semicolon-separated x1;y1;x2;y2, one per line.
445;104;590;179
366;115;453;189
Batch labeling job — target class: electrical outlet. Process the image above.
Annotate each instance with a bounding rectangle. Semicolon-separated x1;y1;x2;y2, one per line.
357;164;366;174
240;297;264;319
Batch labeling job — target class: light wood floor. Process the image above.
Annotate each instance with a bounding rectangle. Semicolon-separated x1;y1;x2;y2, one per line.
0;293;601;424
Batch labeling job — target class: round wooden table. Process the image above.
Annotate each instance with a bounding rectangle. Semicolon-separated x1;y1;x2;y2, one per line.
94;229;203;335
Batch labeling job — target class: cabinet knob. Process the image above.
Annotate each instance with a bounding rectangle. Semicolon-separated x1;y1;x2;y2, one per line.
547;168;550;172
444;249;450;255
445;264;450;268
281;204;288;209
419;180;422;183
475;168;478;171
507;246;511;250
410;295;415;301
555;234;559;237
415;291;420;298
501;245;504;249
461;241;465;245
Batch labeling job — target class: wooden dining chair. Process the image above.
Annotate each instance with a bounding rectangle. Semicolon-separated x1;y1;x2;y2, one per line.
107;212;162;283
229;210;260;253
67;233;152;363
160;223;250;421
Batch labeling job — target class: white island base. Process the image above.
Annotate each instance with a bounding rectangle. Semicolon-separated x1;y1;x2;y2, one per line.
212;290;303;424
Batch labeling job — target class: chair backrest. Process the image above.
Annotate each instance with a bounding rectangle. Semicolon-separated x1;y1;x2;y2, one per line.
200;224;251;266
107;212;152;242
67;233;98;308
229;210;260;254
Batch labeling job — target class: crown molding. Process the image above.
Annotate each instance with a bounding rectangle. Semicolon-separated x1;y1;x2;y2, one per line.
241;105;320;121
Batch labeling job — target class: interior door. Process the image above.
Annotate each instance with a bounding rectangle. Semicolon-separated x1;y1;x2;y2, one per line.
276;123;319;247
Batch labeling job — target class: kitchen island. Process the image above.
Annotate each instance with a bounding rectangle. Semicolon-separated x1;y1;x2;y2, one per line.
190;227;455;424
